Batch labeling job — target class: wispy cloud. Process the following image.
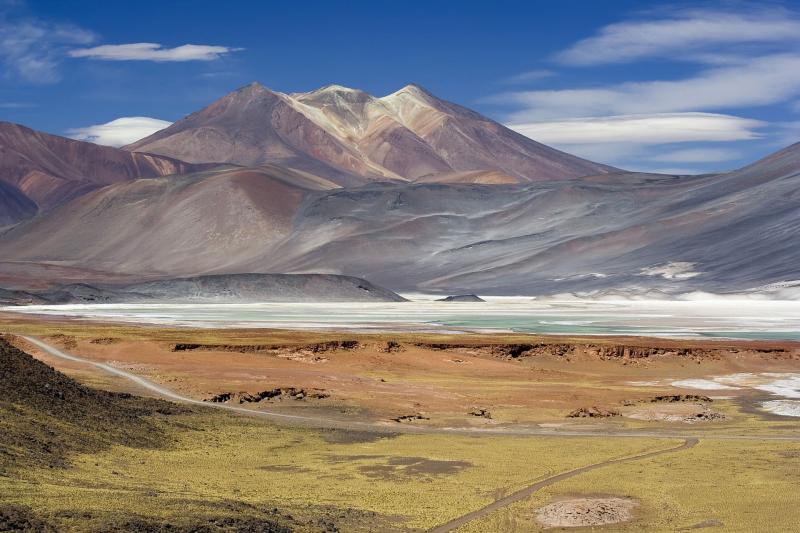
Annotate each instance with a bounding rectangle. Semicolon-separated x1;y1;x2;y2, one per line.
69;43;242;62
556;8;800;66
501;69;554;85
0;101;35;108
0;9;95;83
502;54;800;121
66;116;171;147
496;5;800;170
509;113;763;145
650;148;742;163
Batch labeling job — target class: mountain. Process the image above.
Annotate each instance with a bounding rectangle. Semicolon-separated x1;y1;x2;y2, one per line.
0;180;37;227
0;121;206;214
2;142;799;296
124;82;614;185
0;273;406;304
0;165;337;277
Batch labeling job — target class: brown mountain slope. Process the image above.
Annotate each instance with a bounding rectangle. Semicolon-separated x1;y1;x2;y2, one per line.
0;122;206;212
0;165;335;275
125;82;615;185
124;83;387;187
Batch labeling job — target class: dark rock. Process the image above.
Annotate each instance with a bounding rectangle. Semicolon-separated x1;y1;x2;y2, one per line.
568;406;620;418
436;294;485;302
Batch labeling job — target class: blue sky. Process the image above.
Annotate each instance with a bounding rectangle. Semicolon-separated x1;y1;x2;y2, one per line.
2;0;800;173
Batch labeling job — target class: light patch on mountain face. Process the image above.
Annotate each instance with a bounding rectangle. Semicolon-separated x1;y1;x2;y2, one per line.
551;273;608;282
640;261;702;280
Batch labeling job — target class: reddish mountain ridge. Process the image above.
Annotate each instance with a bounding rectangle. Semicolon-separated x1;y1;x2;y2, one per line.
125;82;615;185
0;121;207;214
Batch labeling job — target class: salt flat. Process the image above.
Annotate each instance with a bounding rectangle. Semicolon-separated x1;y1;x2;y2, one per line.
5;297;800;340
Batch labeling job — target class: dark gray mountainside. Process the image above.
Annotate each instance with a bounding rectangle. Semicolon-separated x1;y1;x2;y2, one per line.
0;180;37;227
2;141;798;296
0;274;406;305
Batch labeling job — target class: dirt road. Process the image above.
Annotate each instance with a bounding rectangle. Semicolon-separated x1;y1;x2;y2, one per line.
428;437;698;532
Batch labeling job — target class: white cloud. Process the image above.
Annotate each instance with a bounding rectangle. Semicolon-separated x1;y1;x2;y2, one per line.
502;69;554;84
69;43;242;62
494;7;800;171
66;116;172;147
0;13;95;83
556;9;800;66
650;148;740;163
0;101;34;108
509;113;763;145
502;54;800;121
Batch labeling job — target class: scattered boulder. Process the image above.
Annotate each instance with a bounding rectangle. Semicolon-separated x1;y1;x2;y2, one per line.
205;392;234;403
392;413;430;423
89;337;119;345
690;412;726;422
568;406;620;418
650;394;712;403
468;408;492;419
382;341;403;353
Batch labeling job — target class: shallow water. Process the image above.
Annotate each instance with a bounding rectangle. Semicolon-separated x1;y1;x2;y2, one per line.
3;297;800;340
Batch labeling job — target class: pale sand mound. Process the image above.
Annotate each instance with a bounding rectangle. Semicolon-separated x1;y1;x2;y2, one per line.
536;497;637;528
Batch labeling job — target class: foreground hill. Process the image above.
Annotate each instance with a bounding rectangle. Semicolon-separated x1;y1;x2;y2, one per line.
0;336;179;472
125;82;614;185
0;337;298;531
0;122;206;217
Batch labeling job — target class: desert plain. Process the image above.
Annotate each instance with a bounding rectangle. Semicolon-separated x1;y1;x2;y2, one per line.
2;311;799;532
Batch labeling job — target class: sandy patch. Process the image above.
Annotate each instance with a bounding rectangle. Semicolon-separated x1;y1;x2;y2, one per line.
671;378;739;390
621;403;725;423
761;399;800;417
536;497;638;528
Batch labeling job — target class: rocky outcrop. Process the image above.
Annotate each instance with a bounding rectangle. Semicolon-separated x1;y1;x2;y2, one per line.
205;388;329;404
649;394;712;403
567;407;621;418
173;340;361;354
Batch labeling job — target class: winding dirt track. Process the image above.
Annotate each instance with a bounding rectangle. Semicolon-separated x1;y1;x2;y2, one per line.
428;437;698;532
20;335;800;441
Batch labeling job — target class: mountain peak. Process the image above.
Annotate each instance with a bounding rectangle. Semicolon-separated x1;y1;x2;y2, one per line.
315;84;361;94
387;83;435;100
232;81;278;97
297;84;374;105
